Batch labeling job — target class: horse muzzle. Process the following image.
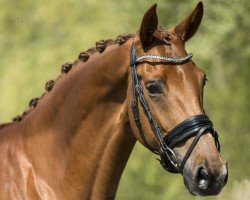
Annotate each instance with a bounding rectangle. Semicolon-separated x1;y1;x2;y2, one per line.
183;162;228;196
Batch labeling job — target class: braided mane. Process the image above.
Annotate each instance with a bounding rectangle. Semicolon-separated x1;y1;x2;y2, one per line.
0;34;134;129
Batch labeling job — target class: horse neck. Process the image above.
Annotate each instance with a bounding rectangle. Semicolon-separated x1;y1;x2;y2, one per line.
20;39;136;199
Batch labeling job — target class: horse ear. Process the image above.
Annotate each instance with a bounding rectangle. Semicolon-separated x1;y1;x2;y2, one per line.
139;4;158;46
174;1;203;42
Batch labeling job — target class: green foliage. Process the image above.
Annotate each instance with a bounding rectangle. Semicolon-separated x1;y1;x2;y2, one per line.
0;0;249;199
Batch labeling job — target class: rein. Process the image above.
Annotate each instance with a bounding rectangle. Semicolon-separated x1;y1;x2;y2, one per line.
129;44;220;173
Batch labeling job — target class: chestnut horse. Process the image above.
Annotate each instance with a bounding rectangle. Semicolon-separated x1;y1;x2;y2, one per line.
0;2;228;199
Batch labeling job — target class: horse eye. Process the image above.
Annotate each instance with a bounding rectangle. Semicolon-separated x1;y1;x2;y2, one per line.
146;83;161;95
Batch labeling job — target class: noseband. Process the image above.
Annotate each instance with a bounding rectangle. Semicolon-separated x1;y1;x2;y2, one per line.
129;44;220;173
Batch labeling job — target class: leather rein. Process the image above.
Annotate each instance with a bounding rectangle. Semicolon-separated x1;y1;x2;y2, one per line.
129;44;220;173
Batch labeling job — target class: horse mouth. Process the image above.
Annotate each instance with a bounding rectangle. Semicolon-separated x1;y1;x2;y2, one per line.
182;167;227;196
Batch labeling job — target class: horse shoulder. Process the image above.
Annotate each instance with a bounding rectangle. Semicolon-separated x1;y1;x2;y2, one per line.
0;127;57;200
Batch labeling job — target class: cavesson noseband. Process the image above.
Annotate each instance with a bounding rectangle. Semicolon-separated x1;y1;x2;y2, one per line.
129;44;220;173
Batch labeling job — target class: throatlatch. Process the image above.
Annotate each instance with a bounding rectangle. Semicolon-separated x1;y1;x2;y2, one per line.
129;44;220;173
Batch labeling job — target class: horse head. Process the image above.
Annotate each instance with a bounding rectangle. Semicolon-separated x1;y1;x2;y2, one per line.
128;2;228;196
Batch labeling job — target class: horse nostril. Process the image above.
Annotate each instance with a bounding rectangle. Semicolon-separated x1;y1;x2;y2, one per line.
196;167;210;190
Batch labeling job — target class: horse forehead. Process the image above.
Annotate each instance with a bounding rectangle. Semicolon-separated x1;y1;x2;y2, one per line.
139;33;199;81
140;64;198;87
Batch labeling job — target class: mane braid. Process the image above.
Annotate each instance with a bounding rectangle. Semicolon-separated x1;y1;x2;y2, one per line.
0;33;134;129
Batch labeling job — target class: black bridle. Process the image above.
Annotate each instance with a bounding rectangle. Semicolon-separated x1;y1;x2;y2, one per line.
129;44;220;173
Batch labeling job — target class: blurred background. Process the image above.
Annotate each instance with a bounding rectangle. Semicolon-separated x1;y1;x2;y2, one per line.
0;0;249;199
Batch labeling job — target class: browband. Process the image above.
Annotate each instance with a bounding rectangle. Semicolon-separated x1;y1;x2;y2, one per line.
136;53;193;63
